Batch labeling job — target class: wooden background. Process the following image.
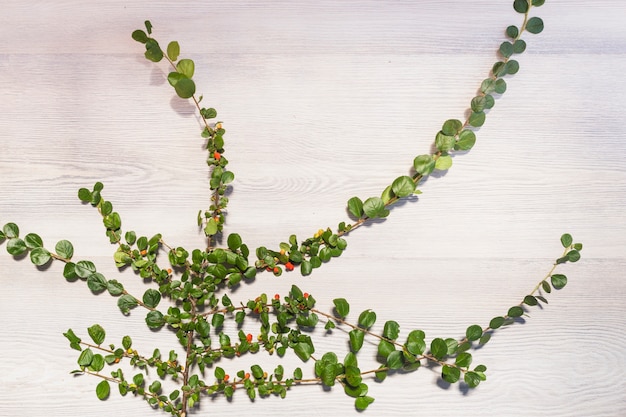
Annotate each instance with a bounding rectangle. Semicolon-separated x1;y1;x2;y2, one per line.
1;1;625;416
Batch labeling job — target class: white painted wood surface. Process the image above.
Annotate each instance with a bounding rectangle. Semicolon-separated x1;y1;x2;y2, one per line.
1;1;625;416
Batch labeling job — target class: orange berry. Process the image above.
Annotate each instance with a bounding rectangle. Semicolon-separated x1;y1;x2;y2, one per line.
285;262;294;271
263;372;268;379
274;294;280;300
303;292;309;299
167;268;172;274
246;333;253;343
114;357;120;363
223;374;230;382
213;151;221;160
273;267;280;274
280;249;286;255
140;250;147;256
244;372;250;380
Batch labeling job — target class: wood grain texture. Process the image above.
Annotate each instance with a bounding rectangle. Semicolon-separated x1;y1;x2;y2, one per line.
1;1;625;416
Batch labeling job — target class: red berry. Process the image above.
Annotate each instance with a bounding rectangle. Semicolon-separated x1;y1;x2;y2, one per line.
246;333;253;342
303;292;309;299
285;262;294;271
213;151;221;160
274;294;280;300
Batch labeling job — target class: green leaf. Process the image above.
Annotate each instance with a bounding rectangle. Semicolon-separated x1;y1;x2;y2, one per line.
142;289;161;308
489;316;505;329
96;380;110;400
293;367;303;380
567;250;581;262
75;260;96;279
349;329;365;352
63;328;82;351
435;131;456;152
227;233;242;251
107;280;124;296
122;335;132;350
500;41;514;58
386;351;404;369
532;0;546;6
30;247;51;266
435;155;452;171
333;298;350;318
294;340;315;361
455;130;477;151
377;340;395;358
505;60;520;75
131;29;148;43
430;338;448;360
204;218;218;236
442;119;463;136
465;325;483;342
541;280;552;293
382;320;400;341
455;352;473;368
176;59;195;78
513;0;529;13
471;96;486;112
513;39;527;54
481;78;496;94
117;294;138;314
526;17;544;34
524;295;538;306
214;366;225;380
347;196;364;218
103;212;121;230
77;188;92;202
507;306;524;318
495;78;507;94
464;371;482;388
87;324;106;345
2;224;19;238
100;201;113;216
174;77;196;99
144;39;163;62
391;176;416;198
355;396;375;411
413;154;436;176
344;381;368;398
300;259;312;275
363;197;385;218
78;348;94;367
55;240;74;259
551;274;568;290
442;365;460;383
358;310;376;329
144;20;152;34
380;185;394;204
167;41;180;61
63;263;77;280
149;380;161;393
560;233;573;247
493;61;506;77
24;233;43;249
468;112;486;128
87;273;108;293
221;171;235;184
6;238;27;256
506;25;519;39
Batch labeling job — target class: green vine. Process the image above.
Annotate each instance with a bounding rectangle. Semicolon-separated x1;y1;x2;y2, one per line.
0;1;582;415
